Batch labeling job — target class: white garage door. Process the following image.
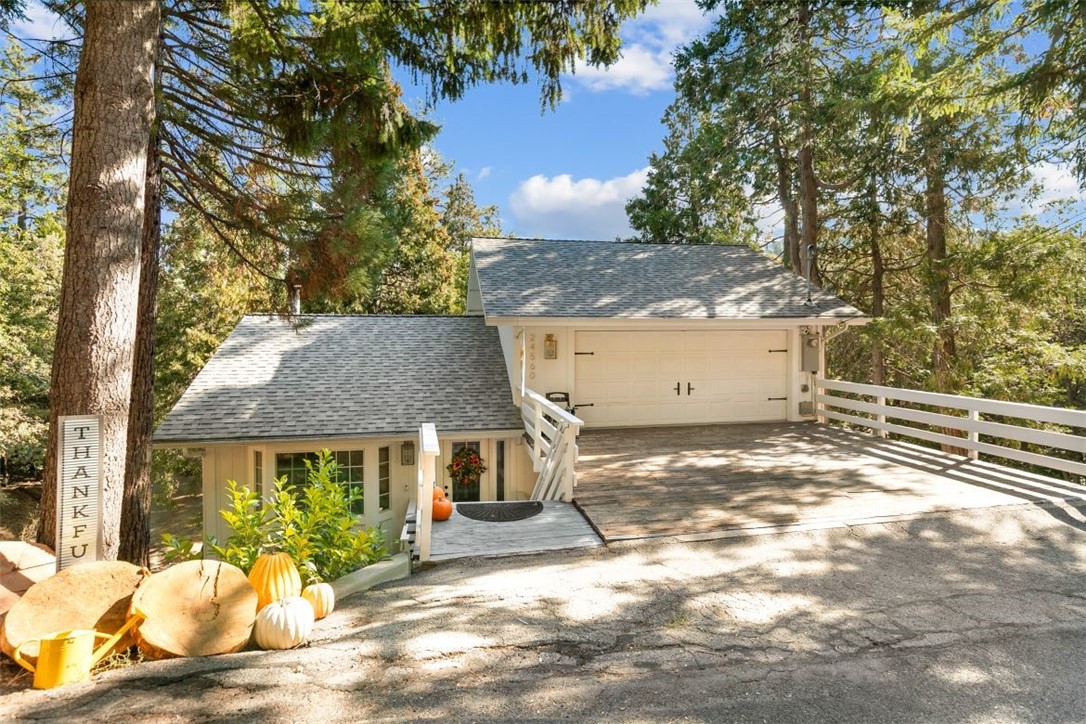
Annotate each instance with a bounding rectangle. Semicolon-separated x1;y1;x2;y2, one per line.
574;330;789;427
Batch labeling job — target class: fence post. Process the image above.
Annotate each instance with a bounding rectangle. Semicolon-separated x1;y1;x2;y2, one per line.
967;409;979;460
876;395;888;438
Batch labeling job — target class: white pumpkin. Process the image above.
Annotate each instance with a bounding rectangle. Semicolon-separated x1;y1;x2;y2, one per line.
253;596;315;650
301;582;335;620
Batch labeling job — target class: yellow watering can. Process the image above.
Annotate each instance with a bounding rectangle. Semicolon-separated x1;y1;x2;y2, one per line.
12;612;144;689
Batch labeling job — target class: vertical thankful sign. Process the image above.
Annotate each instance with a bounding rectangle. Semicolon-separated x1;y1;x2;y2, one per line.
56;415;103;570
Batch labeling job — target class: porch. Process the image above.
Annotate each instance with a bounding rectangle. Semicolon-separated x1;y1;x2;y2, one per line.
427;501;600;561
575;421;1086;542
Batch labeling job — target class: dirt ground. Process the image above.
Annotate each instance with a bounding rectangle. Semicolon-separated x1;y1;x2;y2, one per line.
4;501;1086;722
0;484;40;541
0;476;202;570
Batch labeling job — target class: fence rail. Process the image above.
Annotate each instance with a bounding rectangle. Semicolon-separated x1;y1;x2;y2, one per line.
521;388;584;501
816;379;1086;479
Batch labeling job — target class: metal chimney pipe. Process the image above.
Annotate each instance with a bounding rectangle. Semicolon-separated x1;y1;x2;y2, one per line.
289;285;301;315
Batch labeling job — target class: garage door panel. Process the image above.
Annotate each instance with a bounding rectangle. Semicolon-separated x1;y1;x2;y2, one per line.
575;330;791;427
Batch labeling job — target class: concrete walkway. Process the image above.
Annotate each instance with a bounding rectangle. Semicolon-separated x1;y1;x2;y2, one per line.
429;501;601;560
7;500;1086;720
576;422;1086;541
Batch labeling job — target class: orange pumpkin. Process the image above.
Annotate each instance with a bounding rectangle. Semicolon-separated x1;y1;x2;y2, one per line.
432;497;453;521
248;552;302;611
433;485;447;501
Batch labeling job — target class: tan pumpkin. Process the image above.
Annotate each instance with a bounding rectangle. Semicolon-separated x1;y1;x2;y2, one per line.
253;596;314;650
248;552;302;611
301;582;335;620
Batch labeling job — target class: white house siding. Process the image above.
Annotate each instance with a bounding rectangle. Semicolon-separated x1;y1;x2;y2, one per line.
502;324;819;426
199;433;534;546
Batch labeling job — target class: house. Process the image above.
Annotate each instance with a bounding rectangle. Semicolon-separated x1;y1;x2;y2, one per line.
155;238;868;545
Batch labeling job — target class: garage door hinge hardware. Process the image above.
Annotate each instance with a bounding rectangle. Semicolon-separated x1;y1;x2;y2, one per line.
575;351;595;355
768;396;787;401
769;349;787;353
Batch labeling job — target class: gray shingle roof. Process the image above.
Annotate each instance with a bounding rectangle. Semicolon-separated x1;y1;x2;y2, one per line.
472;238;867;320
154;315;522;445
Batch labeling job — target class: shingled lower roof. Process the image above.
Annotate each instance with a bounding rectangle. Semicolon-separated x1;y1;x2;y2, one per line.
154;315;522;445
472;238;867;320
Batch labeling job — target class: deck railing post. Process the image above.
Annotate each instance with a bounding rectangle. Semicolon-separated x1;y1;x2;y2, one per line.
532;399;545;466
415;423;439;563
563;424;579;501
876;395;888;438
967;409;979;459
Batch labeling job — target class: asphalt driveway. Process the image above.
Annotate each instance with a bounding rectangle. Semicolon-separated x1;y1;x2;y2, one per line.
5;500;1086;721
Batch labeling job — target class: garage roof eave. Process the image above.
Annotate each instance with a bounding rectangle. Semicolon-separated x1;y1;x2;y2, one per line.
484;315;872;328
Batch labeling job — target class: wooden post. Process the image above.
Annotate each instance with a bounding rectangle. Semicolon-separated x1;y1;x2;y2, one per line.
967;409;979;460
876;395;888;438
532;399;544;467
562;425;578;501
415;423;439;562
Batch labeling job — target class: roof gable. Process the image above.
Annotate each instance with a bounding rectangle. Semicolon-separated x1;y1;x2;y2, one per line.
154;315;521;445
471;238;866;320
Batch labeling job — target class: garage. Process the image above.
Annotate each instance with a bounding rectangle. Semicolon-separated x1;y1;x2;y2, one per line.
573;330;789;427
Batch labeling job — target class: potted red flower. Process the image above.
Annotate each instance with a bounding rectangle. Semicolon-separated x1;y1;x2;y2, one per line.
447;447;487;488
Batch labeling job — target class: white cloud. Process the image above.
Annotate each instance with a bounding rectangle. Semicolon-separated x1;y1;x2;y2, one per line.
509;167;649;239
1031;162;1085;206
573;45;675;95
570;0;715;95
11;1;68;41
476;166;492;182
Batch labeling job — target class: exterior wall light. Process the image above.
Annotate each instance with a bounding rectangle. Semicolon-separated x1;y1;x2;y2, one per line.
544;333;558;360
401;440;416;466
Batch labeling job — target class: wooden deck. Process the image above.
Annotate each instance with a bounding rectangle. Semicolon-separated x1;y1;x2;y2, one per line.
428;501;601;561
575;422;1086;542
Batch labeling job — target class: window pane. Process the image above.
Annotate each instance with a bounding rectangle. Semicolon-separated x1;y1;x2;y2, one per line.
379;445;390;511
350;450;362;467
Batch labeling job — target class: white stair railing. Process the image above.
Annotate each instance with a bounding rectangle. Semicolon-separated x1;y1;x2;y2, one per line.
816;379;1086;479
521;388;584;501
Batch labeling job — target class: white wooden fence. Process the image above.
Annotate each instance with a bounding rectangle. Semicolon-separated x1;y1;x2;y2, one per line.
521;388;584;501
816;379;1086;479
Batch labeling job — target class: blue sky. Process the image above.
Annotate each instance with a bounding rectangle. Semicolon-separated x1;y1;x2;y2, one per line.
396;0;717;239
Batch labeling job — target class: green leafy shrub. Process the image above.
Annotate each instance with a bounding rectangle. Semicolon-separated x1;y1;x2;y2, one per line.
163;449;387;585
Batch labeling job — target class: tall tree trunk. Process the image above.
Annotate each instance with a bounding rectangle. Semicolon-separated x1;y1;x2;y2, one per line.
119;55;163;566
924;125;955;393
38;1;159;556
868;176;885;386
795;0;822;287
773;126;800;274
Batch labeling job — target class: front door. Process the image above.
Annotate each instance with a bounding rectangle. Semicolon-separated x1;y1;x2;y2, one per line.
450;441;482;502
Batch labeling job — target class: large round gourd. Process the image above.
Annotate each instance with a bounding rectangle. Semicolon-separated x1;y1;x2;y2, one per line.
301;583;334;620
253;596;314;650
248;552;301;611
130;559;257;660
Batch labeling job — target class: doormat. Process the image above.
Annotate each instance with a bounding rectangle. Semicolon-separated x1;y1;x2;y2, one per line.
457;501;544;523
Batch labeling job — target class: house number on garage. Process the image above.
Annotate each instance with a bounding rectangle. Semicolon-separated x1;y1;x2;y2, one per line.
56;415;103;571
